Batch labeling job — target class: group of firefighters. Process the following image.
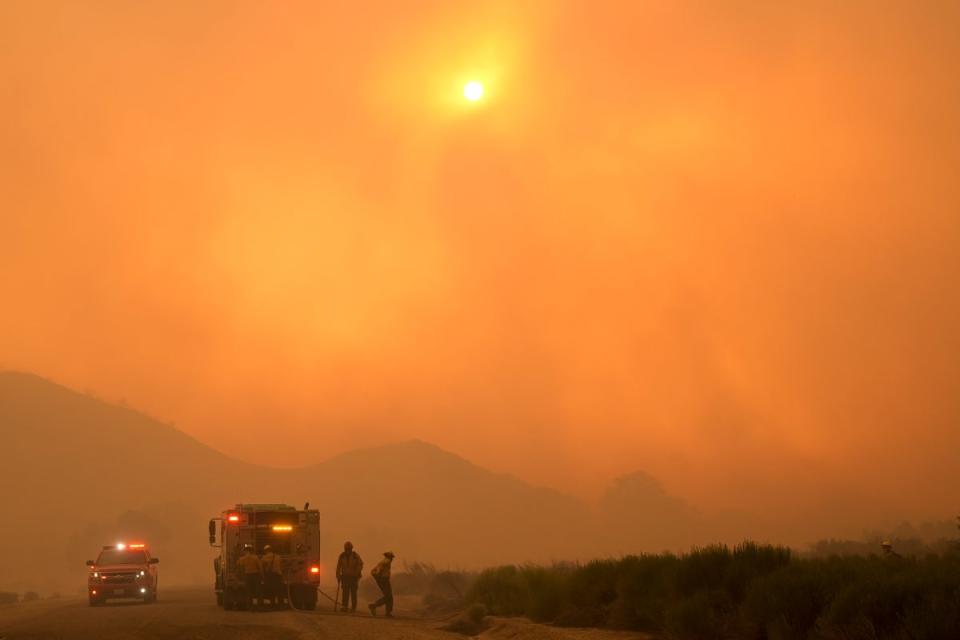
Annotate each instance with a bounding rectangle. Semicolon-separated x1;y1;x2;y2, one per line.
237;541;395;616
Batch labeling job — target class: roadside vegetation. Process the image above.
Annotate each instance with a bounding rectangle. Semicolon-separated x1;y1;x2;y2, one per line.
466;541;960;640
360;561;473;613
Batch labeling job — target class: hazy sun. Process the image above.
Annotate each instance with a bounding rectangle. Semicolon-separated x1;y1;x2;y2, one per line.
463;81;484;102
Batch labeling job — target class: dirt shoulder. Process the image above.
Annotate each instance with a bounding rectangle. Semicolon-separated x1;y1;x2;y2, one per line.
479;617;654;640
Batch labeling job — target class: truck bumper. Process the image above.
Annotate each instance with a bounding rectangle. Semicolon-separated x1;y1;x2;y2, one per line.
90;584;153;599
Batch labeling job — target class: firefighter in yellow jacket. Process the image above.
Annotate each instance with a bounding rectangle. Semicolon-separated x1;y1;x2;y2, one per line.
368;551;395;617
237;545;262;609
260;545;284;607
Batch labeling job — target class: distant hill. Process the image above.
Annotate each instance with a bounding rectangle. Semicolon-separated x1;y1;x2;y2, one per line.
0;372;263;589
599;471;701;552
296;439;594;567
0;371;261;511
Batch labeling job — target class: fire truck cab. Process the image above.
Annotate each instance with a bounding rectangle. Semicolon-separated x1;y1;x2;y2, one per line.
86;543;160;606
209;503;322;610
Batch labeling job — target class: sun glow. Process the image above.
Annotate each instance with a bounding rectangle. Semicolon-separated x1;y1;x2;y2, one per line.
463;81;484;101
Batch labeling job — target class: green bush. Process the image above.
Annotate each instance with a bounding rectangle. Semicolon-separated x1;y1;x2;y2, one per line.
422;570;473;609
442;602;489;636
468;564;531;616
742;559;835;640
465;543;960;640
818;553;960;640
467;602;488;624
664;589;737;640
391;562;474;610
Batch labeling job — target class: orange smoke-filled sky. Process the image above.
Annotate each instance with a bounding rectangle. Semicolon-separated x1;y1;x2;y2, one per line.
2;1;958;522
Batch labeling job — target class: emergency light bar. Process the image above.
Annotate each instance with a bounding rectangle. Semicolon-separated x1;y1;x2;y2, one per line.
101;542;147;550
227;514;240;523
272;525;293;532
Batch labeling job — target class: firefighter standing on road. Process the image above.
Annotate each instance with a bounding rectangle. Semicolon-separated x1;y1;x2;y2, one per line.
368;551;395;618
336;541;363;613
237;545;262;609
261;544;283;607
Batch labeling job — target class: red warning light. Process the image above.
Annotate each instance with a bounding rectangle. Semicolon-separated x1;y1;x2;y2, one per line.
310;566;320;574
227;514;240;523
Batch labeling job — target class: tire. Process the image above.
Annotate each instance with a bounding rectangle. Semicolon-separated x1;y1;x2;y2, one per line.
304;587;318;611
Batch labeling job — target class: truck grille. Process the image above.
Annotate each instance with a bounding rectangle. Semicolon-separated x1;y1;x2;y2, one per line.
101;572;137;583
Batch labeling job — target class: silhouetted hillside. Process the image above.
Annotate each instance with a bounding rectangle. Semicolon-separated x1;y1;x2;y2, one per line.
0;371;261;505
0;372;267;588
296;440;593;567
598;471;700;552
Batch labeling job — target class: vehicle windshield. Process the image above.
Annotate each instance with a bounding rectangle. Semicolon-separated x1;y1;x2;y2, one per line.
96;549;147;565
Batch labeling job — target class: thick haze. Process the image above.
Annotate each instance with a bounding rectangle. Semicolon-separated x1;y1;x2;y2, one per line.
2;2;958;527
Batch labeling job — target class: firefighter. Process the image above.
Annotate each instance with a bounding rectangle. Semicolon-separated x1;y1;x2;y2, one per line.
880;539;903;560
336;541;363;613
368;551;395;618
260;544;283;607
237;544;262;609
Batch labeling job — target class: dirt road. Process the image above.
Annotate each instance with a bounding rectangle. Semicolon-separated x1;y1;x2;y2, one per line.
0;588;652;640
0;587;451;640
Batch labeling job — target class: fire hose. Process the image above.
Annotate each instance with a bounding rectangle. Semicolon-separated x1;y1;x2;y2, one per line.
284;580;338;611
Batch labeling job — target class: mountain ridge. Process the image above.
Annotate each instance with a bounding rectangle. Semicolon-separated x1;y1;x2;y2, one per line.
1;371;574;495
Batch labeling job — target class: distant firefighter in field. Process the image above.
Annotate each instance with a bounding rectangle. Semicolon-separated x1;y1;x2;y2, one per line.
368;551;395;617
880;539;903;559
260;544;283;607
336;541;363;612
